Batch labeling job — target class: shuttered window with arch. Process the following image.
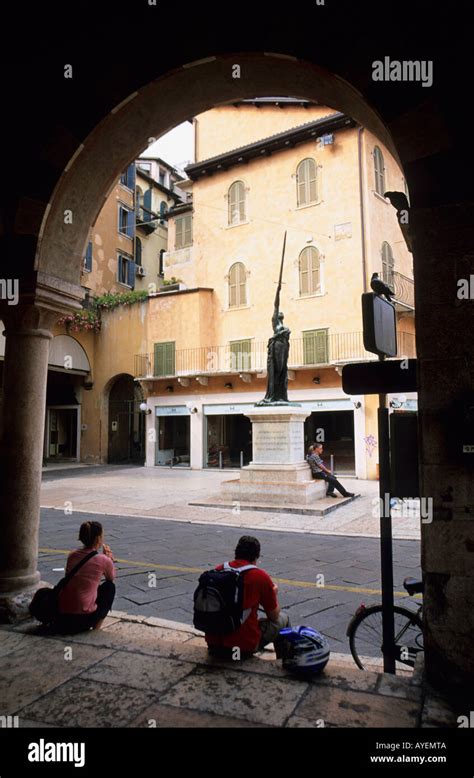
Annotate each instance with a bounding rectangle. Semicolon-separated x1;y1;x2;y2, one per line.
374;146;386;196
228;262;247;307
296;158;318;206
228;181;246;225
299;246;321;296
381;241;394;285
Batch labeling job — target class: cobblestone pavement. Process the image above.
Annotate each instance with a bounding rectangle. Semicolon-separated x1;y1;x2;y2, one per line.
39;507;421;654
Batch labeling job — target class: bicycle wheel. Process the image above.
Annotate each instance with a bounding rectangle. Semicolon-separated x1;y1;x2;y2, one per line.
348;604;423;671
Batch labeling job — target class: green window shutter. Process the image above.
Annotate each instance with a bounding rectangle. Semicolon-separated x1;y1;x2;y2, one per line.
230;339;251;371
154;342;175;377
303;330;328;365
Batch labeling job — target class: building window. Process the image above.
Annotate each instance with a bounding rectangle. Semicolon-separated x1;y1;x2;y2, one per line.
158;168;165;186
117;254;136;288
229;339;252;371
159;249;165;277
374;146;386;196
296;158;318;207
154;341;175;377
118;205;135;238
160;201;168;225
137;162;151;174
135;237;142;266
120;163;135;190
228;262;247;308
228;181;246;225
299;247;321;296
381;242;394;285
175;214;192;248
83;241;93;272
303;329;329;365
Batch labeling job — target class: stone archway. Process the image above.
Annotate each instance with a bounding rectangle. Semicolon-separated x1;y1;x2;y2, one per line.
107;375;145;465
35;53;402;291
1;49;473;693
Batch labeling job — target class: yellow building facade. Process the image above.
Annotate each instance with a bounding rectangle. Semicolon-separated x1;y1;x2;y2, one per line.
137;100;416;479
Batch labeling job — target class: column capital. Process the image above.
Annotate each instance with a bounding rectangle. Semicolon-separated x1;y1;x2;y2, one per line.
0;304;58;337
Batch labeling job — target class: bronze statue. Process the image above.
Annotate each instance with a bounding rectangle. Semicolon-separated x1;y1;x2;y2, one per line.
256;232;299;406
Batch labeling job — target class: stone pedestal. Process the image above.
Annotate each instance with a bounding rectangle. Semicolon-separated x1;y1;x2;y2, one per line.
221;406;325;506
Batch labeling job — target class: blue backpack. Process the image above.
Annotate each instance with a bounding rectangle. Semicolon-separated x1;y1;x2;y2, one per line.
193;562;257;635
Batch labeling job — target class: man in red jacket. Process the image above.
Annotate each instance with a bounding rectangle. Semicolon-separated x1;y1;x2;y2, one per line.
205;535;289;658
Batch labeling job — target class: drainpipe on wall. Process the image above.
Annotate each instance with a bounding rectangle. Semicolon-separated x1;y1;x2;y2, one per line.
358;126;368;293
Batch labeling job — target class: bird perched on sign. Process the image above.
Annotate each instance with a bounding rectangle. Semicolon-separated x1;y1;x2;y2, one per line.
371;272;394;302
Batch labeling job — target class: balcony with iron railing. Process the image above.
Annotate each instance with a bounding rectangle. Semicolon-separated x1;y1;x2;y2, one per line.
136;206;163;234
387;271;415;310
134;330;417;379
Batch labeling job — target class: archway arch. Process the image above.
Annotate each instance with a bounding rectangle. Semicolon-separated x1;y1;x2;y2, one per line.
35;52;402;291
106;374;145;465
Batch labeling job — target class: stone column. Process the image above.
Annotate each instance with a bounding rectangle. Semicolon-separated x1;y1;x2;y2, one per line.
0;305;56;620
412;204;474;694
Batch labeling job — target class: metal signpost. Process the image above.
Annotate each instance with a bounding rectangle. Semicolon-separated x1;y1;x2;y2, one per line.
342;292;417;674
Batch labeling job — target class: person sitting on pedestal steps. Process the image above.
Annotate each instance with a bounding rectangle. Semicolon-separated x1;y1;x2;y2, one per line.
53;520;116;634
307;443;355;499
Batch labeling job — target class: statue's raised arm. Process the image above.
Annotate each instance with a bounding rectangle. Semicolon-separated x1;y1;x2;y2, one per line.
272;231;286;332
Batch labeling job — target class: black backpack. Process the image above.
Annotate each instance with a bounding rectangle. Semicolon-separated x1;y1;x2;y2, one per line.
193;562;257;635
29;551;98;625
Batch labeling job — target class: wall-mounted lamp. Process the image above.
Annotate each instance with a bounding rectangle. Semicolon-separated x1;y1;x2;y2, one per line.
312;377;320;384
139;402;152;415
353;401;362;409
224;382;233;389
186;402;199;414
166;386;174;393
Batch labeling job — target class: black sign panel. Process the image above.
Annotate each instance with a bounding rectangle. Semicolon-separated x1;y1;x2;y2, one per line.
342;359;417;395
362;292;397;358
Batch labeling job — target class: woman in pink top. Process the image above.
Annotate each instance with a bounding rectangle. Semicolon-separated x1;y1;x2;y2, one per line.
54;521;116;634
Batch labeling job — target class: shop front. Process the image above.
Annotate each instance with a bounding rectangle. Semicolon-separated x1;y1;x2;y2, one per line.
155;405;191;466
203;403;253;469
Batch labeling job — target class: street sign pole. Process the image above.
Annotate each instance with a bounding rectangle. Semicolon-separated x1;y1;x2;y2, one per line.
378;355;396;674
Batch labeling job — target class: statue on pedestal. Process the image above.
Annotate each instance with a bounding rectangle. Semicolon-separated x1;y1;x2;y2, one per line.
256;232;299;406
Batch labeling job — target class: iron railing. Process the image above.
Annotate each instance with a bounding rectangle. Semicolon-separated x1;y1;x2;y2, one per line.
390;271;415;309
135;330;417;378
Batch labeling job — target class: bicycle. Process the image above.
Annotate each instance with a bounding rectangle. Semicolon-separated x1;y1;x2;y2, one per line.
346;577;424;671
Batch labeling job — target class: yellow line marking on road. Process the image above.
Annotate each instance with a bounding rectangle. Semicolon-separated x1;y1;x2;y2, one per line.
39;548;422;599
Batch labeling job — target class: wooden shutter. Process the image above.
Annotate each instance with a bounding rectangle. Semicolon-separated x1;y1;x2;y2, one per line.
297;159;317;207
154;342;175;377
382;242;394;284
310;248;320;293
184;214;192;246
126;164;136;190
228;182;246;225
127;258;136;289
230;339;251;371
303;330;328;365
299;250;309;295
229;264;237;307
143;189;152;221
238;262;247;305
127;208;135;240
135;238;142;265
374;147;385;195
84;241;93;271
308;160;317;202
